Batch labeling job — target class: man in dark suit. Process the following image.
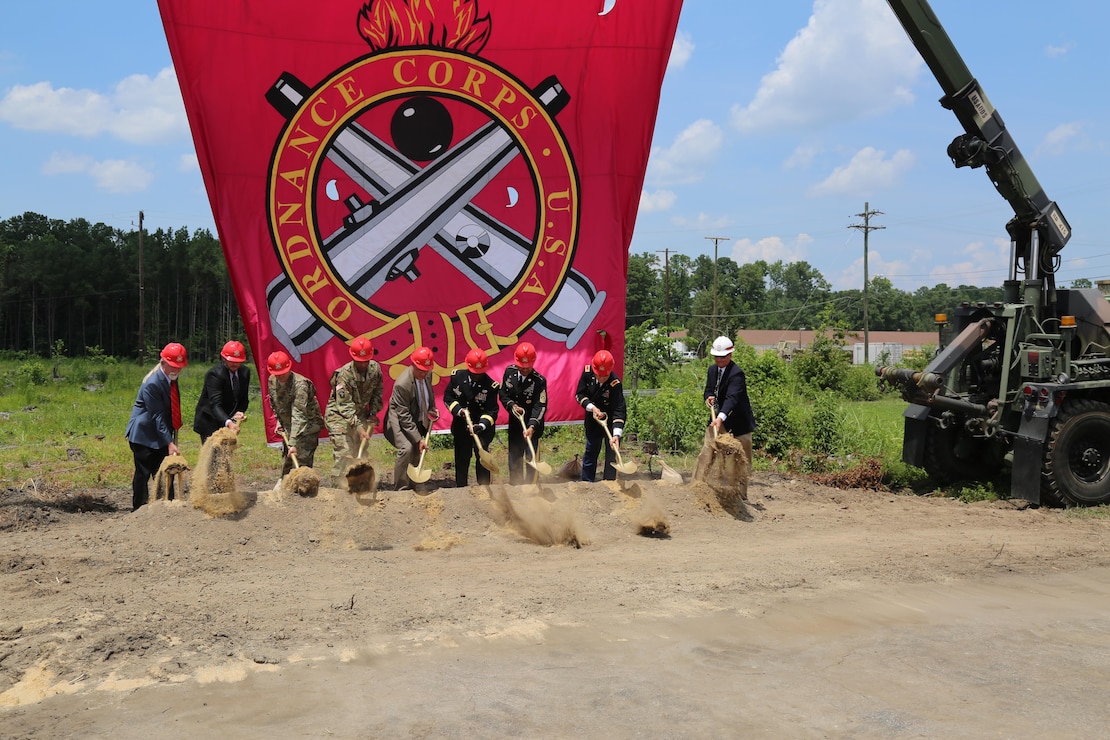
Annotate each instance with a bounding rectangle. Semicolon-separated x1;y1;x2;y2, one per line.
193;340;250;444
384;346;439;490
125;342;188;510
703;336;756;475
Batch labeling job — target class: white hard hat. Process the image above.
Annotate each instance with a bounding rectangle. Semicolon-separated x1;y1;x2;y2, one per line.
710;336;734;357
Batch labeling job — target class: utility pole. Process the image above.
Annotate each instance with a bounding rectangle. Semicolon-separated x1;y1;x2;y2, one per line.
848;202;884;364
656;248;671;329
138;210;145;365
705;236;730;337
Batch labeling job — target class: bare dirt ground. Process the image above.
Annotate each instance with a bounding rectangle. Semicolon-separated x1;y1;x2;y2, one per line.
3;468;1110;738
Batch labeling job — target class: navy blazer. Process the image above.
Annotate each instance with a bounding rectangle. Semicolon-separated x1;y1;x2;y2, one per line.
704;361;756;436
125;365;177;449
193;362;250;438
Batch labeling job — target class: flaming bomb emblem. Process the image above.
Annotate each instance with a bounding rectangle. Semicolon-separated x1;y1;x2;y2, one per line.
264;0;604;373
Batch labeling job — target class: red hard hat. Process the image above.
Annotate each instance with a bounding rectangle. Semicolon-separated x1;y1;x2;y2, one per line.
267;350;292;376
410;346;434;370
465;348;488;372
160;342;188;369
514;342;536;368
349;336;374;360
591;350;614;376
221;340;246;363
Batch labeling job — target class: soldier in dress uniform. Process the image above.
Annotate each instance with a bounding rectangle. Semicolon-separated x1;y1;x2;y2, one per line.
266;350;325;477
444;348;499;487
324;336;383;475
499;342;548;484
575;349;626;482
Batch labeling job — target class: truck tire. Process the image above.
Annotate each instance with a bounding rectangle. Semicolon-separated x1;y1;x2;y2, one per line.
923;416;1005;484
1042;398;1110;506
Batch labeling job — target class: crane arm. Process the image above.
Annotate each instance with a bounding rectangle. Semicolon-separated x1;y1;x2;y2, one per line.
886;0;1070;274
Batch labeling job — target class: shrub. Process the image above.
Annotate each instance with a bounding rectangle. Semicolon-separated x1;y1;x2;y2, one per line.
809;391;842;458
15;362;48;386
751;384;804;459
628;389;707;453
789;331;851;396
841;365;882;401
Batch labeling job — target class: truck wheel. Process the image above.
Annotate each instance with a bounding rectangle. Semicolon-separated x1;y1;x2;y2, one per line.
923;416;1005;484
1043;399;1110;506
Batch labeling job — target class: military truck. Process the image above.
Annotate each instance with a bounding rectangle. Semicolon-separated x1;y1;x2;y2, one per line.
876;0;1110;506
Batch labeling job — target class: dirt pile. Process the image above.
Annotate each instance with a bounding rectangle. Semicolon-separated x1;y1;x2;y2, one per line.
3;472;1110;735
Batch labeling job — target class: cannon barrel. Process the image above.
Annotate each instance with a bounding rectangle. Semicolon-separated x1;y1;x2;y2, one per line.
875;366;944;393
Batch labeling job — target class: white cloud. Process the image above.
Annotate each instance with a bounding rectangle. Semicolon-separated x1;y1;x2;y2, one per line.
42;151;154;193
731;234;814;264
784;145;818;170
831;250;912;291
1037;121;1084;156
668;31;694;72
645;118;723;186
42;152;94;175
810;146;914;196
179;152;199;172
924;237;1010;286
669;212;733;231
0;66;187;144
730;0;921;134
1046;42;1075;58
639;189;677;213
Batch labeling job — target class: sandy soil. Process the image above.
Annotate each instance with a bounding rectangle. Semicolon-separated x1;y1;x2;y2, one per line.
3;467;1110;738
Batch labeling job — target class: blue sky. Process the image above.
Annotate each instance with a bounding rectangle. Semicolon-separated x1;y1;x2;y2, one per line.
1;0;1107;292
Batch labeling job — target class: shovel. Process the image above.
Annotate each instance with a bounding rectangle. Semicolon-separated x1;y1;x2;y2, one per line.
462;408;500;473
278;430;320;497
514;409;552;477
594;413;637;475
406;425;433;484
344;425;377;493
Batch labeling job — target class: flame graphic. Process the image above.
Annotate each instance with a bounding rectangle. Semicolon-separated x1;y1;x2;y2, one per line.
358;0;492;53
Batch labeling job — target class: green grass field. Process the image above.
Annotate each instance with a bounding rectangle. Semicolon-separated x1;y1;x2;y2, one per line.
0;356;932;496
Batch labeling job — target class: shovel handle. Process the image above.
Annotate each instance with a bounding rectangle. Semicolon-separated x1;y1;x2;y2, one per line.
278;430;300;469
415;424;432;468
517;411;541;473
593;414;633;472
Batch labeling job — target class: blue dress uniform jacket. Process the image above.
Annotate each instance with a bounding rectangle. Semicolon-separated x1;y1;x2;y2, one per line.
499;365;548;484
125;365;177;449
445;368;500;486
575;365;627;481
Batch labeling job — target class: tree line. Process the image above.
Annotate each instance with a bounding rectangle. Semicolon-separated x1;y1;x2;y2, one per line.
0;212;244;362
1;211;1021;362
627;251;1023;349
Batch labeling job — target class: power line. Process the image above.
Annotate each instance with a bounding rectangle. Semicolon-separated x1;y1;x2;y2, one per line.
849;203;885;363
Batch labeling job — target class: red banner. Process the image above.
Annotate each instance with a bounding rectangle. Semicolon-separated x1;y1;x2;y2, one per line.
158;0;681;436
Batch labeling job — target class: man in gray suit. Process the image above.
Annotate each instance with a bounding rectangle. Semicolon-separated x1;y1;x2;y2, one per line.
125;342;188;510
384;346;439;490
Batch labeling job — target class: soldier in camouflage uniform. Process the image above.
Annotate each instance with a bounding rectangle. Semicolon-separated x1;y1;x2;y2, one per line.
324;337;384;475
499;342;548;485
266;351;324;477
444;348;499;487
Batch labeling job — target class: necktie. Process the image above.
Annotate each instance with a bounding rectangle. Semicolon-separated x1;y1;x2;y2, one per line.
170;380;182;430
417;379;428;418
231;370;239;395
